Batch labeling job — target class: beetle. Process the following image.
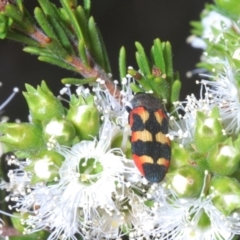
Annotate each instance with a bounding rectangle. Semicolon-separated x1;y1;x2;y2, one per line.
126;93;171;183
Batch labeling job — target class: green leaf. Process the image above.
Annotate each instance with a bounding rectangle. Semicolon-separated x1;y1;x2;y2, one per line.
128;67;152;91
76;6;90;46
34;7;55;38
38;56;77;72
15;0;24;12
23;46;52;57
162;41;173;84
78;39;89;67
119;46;127;81
5;4;34;33
60;0;83;40
88;16;105;69
0;14;13;39
130;82;144;93
151;38;165;73
83;0;91;18
37;1;74;54
151;77;170;100
45;39;70;59
61;77;96;85
48;14;74;54
96;26;111;73
7;31;39;46
171;79;181;103
135;41;151;75
38;0;56;16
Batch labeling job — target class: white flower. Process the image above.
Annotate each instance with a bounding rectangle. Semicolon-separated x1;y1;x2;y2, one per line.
151;173;240;240
128;191;158;240
169;64;240;143
169;84;212;145
17;119;138;240
188;11;232;49
93;74;133;126
169;62;240;146
59;77;133;128
201;67;240;135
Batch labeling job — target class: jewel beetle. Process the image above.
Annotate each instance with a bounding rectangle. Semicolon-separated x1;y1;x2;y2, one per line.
127;93;171;183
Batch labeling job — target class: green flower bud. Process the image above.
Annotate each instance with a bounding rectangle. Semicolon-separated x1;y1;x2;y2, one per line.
215;0;240;17
23;81;65;123
210;176;240;216
79;158;103;184
207;138;240;176
43;117;76;146
168;165;204;198
0;123;44;151
190;152;209;172
197;210;211;230
194;107;226;153
66;94;100;140
169;142;191;171
0;14;13;39
111;129;131;158
25;150;64;184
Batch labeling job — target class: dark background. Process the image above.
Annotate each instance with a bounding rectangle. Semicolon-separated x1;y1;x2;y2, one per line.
0;0;213;121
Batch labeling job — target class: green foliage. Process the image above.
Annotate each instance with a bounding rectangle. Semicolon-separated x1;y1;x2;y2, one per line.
0;0;181;110
122;38;181;111
0;0;111;83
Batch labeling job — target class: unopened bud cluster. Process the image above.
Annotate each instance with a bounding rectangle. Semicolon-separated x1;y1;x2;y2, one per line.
0;81;101;183
168;106;240;221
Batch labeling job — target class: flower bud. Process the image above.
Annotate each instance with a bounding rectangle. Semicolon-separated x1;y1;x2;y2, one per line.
190;152;209;172
111;128;132;158
43;117;76;146
207;138;240;176
194;107;226;153
23;81;65;123
210;176;240;216
0;123;44;151
168;165;204;198
25;150;64;184
66;94;100;140
197;210;211;230
169;142;191;171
